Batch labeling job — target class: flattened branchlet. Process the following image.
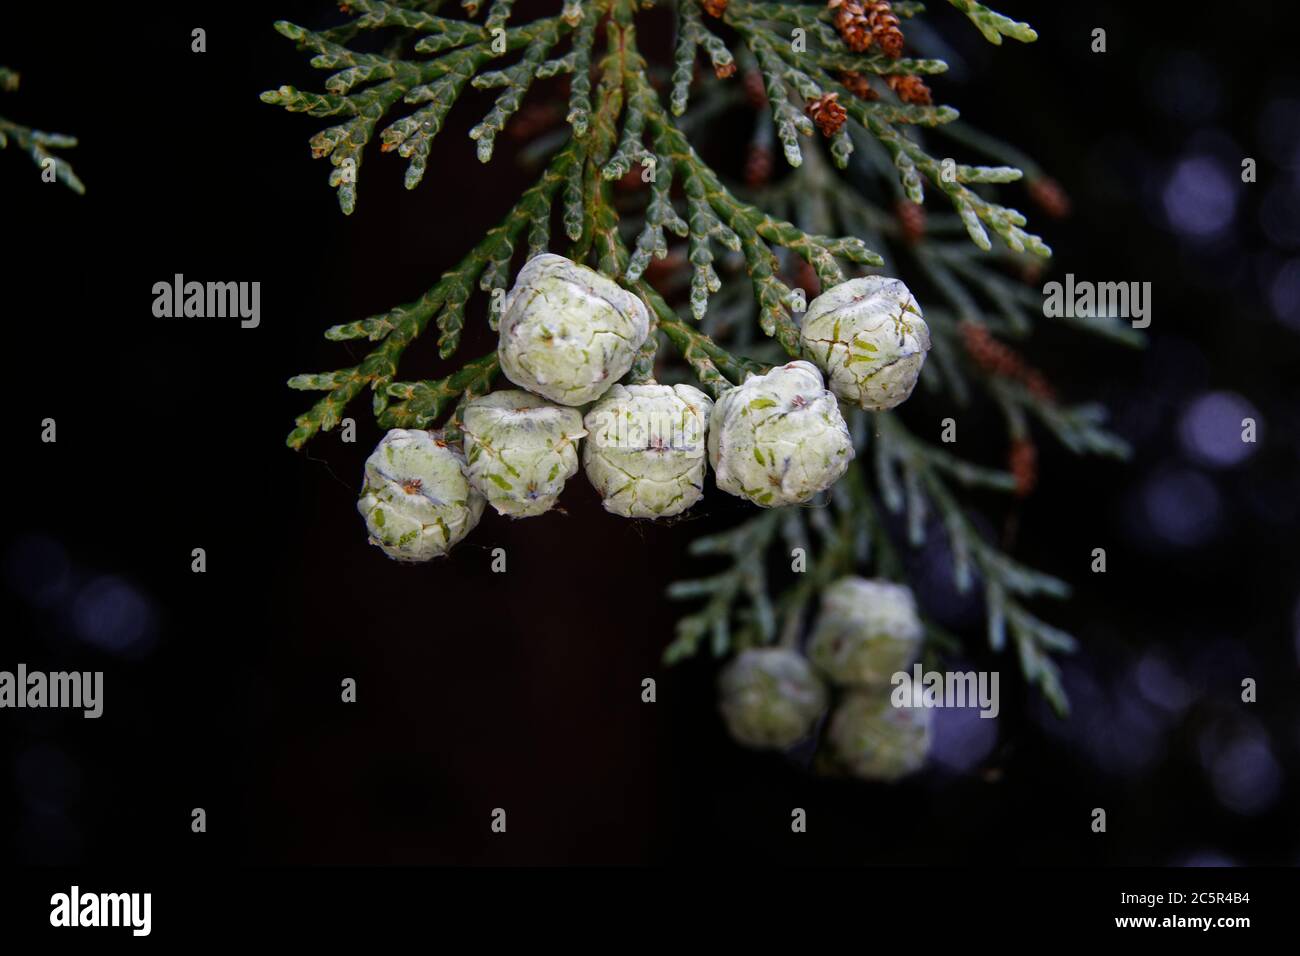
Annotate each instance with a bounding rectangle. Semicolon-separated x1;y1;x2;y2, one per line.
267;0;1132;762
0;65;84;192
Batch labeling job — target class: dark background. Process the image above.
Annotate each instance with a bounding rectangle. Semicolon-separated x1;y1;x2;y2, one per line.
2;0;1298;866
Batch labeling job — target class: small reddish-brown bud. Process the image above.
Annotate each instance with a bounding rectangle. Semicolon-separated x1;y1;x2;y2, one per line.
614;167;643;192
1023;371;1056;403
885;73;932;105
1019;259;1045;286
745;142;774;187
865;1;904;57
794;260;821;299
1009;439;1037;497
1027;176;1071;219
829;0;874;53
743;70;769;109
839;71;879;101
806;92;848;137
896;200;925;243
959;320;1058;405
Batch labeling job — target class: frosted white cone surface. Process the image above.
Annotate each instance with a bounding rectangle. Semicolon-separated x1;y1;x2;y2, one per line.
462;390;587;518
799;276;931;410
707;360;854;507
828;690;932;781
357;429;485;561
583;383;713;518
498;253;650;406
718;648;828;749
808;577;923;686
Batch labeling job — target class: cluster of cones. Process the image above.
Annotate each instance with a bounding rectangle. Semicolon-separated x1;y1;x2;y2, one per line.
809;1;931;139
829;0;904;56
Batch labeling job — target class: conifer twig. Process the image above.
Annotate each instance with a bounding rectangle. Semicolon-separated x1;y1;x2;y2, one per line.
0;67;83;193
270;0;1140;717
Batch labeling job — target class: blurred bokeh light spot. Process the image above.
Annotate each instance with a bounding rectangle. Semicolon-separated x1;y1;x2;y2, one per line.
1036;662;1169;775
1134;654;1191;714
1140;468;1222;548
71;575;158;657
1178;391;1260;468
930;701;998;775
3;534;72;608
1267;258;1300;330
1200;719;1282;815
1162;156;1237;239
911;526;984;630
1177;850;1236;867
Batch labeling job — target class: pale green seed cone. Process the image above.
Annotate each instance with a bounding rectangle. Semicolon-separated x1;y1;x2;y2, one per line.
800;276;931;410
357;429;485;562
583;383;713;518
827;689;932;781
718;648;828;749
498;253;650;406
707;360;854;507
808;577;924;687
463;390;586;518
